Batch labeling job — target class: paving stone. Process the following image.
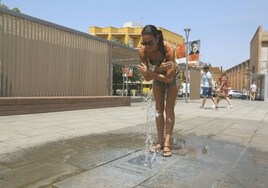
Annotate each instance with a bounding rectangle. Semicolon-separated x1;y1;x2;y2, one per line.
0;100;268;187
0;161;81;188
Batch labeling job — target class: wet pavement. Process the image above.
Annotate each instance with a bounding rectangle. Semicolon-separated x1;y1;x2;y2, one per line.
0;99;268;188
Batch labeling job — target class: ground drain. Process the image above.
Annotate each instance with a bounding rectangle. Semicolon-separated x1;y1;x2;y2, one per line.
128;154;155;168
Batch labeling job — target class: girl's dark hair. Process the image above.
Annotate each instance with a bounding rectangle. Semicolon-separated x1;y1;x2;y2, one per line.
141;25;166;58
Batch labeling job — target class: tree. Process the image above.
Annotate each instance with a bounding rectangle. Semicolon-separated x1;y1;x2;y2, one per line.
111;65;120;94
112;64;140;95
12;7;20;13
0;1;20;12
0;3;8;9
111;38;140;95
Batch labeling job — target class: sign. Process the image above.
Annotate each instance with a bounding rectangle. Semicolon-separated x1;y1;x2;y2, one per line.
122;66;133;77
128;67;133;77
122;66;129;77
175;40;201;67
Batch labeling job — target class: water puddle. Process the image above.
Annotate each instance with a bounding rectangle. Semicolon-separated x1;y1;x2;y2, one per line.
128;153;164;168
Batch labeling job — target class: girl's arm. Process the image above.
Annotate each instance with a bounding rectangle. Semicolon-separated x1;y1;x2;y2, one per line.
146;63;176;84
137;44;177;84
145;45;176;84
219;77;227;90
137;48;153;81
154;59;173;73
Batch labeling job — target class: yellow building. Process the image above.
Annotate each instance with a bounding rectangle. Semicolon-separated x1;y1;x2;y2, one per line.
89;22;184;48
89;22;188;97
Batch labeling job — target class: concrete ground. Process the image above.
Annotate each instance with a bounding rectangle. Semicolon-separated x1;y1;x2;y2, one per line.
0;98;268;188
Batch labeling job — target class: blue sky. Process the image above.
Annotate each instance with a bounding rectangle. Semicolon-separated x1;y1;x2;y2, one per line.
2;0;268;70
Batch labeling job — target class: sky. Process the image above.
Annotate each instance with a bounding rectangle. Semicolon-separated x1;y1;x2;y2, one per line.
2;0;268;70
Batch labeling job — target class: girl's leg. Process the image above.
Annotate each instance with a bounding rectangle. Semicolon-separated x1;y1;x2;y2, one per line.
211;95;218;106
152;86;165;146
164;85;179;151
201;97;206;108
226;97;233;108
216;96;221;105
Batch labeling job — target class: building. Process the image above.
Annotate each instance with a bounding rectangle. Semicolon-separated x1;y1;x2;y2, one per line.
0;7;142;115
89;22;185;48
208;66;223;86
90;22;188;96
250;26;268;74
225;60;250;92
226;26;268;101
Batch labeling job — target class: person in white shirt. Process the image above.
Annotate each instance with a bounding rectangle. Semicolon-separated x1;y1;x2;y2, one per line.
200;66;218;109
250;82;257;100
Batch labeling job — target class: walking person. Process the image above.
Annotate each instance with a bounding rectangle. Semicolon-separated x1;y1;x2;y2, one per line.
215;72;233;108
137;25;178;157
200;65;218;109
250;82;257;100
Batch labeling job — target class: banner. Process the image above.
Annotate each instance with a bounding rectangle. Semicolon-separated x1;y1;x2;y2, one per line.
175;40;200;67
122;66;129;77
189;40;200;62
176;44;186;59
128;67;133;77
122;66;133;77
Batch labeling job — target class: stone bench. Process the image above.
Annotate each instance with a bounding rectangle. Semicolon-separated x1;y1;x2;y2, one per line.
0;96;131;116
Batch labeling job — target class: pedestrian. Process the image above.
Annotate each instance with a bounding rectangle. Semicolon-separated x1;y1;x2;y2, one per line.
215;72;233;108
137;25;178;157
200;65;218;109
250;82;257;100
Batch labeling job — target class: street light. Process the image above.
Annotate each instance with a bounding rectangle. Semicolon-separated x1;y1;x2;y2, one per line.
184;28;191;103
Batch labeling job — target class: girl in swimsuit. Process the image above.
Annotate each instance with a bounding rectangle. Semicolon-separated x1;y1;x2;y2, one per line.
137;25;178;157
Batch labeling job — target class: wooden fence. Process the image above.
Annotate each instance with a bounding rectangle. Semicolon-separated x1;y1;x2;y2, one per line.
0;8;124;97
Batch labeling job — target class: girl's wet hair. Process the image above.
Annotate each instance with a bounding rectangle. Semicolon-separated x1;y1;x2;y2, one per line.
141;25;166;58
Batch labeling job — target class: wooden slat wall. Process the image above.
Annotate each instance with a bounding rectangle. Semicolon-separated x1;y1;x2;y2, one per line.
0;10;110;97
189;68;201;99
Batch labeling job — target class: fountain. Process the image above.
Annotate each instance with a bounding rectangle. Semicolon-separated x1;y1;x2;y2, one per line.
142;91;162;167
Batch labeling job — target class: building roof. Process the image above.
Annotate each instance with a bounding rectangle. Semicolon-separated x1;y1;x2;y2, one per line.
111;43;139;66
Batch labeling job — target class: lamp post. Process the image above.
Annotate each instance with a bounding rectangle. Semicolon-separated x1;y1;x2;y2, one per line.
184;28;191;103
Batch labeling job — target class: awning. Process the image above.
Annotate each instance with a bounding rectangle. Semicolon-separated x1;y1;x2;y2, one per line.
111;43;140;66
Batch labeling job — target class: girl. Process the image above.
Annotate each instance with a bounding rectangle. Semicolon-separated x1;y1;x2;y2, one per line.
137;25;178;157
